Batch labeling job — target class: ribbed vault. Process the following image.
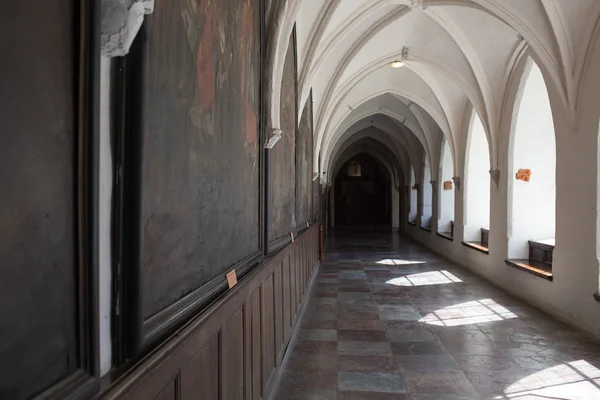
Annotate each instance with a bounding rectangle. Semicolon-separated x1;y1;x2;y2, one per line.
265;0;600;187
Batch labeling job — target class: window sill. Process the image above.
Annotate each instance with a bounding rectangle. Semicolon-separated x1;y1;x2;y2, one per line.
461;241;489;255
408;221;417;226
437;232;453;241
505;259;553;281
420;226;432;232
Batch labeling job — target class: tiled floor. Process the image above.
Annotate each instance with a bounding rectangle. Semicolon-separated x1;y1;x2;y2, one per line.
275;230;600;399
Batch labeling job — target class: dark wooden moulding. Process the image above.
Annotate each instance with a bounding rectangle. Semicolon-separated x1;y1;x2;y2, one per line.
100;224;321;400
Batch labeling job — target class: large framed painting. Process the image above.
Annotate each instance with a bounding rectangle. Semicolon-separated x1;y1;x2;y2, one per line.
134;0;263;339
297;91;314;226
268;28;297;245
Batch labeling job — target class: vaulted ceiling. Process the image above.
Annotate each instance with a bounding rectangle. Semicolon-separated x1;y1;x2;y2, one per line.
267;0;600;186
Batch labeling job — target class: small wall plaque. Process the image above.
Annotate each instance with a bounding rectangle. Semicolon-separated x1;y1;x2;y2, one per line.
443;181;453;190
226;270;238;289
516;169;531;182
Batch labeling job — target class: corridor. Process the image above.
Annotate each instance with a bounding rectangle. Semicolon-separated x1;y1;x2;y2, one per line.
276;231;600;399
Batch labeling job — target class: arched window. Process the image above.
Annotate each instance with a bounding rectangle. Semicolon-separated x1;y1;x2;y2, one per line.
438;139;454;238
463;111;491;250
421;153;433;230
507;61;556;274
409;166;417;224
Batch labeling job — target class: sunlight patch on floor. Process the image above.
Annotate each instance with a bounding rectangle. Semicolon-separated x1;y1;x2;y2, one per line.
496;360;600;399
376;259;427;266
419;299;518;326
385;270;462;287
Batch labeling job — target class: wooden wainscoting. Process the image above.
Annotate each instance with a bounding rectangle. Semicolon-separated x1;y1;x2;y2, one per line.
100;224;321;400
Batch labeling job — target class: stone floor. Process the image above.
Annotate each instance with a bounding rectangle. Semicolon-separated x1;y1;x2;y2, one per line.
275;230;600;399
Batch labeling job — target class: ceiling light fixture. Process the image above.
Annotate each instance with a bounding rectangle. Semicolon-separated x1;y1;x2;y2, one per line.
390;60;405;68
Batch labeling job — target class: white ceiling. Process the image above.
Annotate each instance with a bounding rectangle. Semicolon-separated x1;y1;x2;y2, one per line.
267;0;600;185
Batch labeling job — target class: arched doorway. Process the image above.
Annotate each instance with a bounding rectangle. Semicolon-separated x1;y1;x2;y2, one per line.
334;153;392;227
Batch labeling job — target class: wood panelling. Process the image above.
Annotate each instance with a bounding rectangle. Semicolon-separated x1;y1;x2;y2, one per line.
183;335;219;399
250;290;262;400
223;308;244;400
153;379;178;400
261;277;275;391
273;267;284;363
101;224;320;400
282;255;292;341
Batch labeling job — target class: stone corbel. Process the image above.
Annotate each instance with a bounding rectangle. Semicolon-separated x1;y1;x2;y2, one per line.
265;129;283;149
489;169;500;188
101;0;155;57
408;0;426;10
452;176;461;191
320;173;328;189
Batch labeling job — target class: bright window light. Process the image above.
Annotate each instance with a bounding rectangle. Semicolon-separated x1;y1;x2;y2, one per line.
419;299;518;327
498;360;600;399
376;259;426;266
385;270;462;287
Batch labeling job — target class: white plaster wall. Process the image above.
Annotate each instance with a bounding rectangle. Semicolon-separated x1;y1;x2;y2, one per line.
464;112;490;241
421;154;432;227
439;139;454;232
407;31;600;342
409;167;417;222
508;62;556;258
99;57;113;376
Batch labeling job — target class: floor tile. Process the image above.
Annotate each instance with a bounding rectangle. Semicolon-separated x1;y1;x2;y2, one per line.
338;355;396;372
287;353;339;372
339;341;391;356
385;329;437;343
338;372;405;393
338;319;384;331
299;329;338;342
390;341;448;356
394;355;460;373
337;391;408;399
280;370;338;391
275;390;337;400
338;330;387;342
274;231;600;400
403;371;477;395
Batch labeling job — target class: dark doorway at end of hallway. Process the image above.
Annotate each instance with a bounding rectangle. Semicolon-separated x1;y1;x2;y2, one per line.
334;153;391;227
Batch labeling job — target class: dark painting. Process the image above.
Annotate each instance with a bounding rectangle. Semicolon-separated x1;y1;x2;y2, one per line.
297;92;314;226
268;31;297;241
140;0;261;319
0;0;78;397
